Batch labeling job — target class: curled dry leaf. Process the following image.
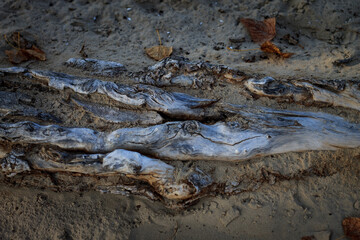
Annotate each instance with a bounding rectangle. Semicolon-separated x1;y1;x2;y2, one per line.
5;49;29;64
146;45;173;61
260;41;294;58
241;18;276;43
4;32;46;64
342;217;360;240
23;46;46;61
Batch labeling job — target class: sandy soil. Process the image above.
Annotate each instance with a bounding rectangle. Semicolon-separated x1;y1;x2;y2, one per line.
0;0;359;239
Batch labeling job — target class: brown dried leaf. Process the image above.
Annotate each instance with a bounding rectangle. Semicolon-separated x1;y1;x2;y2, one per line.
342;217;360;240
241;18;276;43
5;49;30;64
24;46;46;61
4;32;46;64
146;45;173;61
260;41;294;58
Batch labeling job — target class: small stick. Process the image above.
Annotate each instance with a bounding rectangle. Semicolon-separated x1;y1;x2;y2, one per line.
3;33;20;50
156;29;162;46
169;221;178;240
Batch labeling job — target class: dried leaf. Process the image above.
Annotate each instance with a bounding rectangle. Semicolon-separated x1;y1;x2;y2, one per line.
5;49;29;64
342;217;360;240
146;45;173;61
241;18;276;43
260;41;294;58
4;32;46;64
23;46;46;61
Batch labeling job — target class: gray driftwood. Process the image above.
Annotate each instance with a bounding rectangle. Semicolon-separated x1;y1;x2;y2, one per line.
0;67;218;120
245;77;360;111
0;146;211;200
61;57;360;112
134;56;246;88
0;91;60;123
72;98;163;125
1;105;359;161
28;147;211;200
1;58;359;207
65;58;126;77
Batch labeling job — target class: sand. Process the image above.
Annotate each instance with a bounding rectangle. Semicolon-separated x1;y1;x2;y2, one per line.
0;0;359;239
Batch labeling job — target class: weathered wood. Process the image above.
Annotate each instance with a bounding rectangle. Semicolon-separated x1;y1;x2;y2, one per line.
0;91;61;123
0;67;219;120
1;58;359;207
61;57;360;112
1;105;359;161
65;58;126;77
1;147;212;200
245;77;360;111
0;152;30;177
134;56;246;88
72;98;163;125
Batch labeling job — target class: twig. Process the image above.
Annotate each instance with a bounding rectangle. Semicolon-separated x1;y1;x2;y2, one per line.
156;29;162;46
169;221;178;240
4;33;20;50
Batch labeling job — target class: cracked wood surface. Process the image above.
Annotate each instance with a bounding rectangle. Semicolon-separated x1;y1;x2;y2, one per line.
245;77;360;111
1;106;360;161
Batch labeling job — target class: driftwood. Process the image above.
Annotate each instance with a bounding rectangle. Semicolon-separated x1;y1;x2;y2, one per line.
0;146;212;200
0;67;218;120
0;91;60;123
65;58;126;77
1;151;30;177
26;147;211;200
133;56;246;88
1;105;359;161
1;58;359;207
245;77;360;111
61;58;360;112
72;98;163;125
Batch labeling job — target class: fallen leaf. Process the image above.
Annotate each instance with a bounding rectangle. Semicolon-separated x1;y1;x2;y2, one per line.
241;18;276;43
145;29;173;61
146;45;173;61
342;217;360;240
4;32;46;64
24;46;46;61
260;41;294;58
5;49;29;64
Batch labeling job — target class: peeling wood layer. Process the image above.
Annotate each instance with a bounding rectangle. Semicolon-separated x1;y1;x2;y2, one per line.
245;77;360;111
133;56;246;88
0;67;218;120
65;58;127;77
72;98;163;125
0;91;61;123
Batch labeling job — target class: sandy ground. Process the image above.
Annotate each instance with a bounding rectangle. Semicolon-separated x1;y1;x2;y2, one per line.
0;0;360;239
